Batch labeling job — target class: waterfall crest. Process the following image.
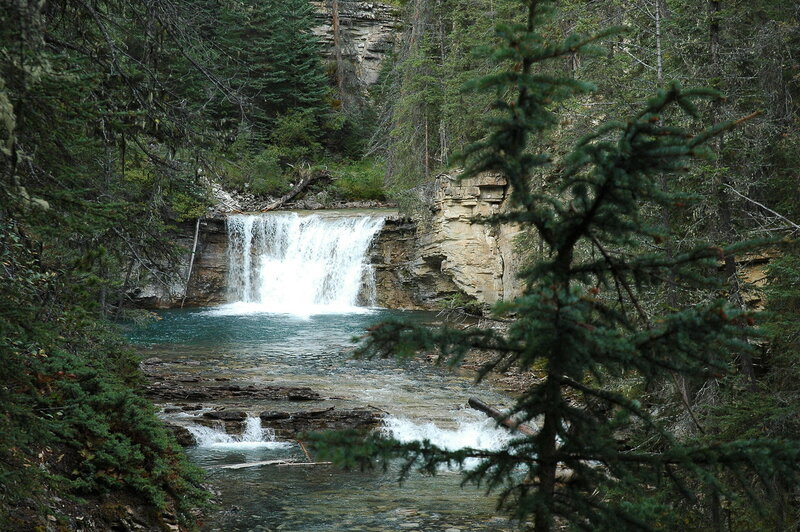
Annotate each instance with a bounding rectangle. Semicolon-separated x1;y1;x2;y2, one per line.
221;212;384;315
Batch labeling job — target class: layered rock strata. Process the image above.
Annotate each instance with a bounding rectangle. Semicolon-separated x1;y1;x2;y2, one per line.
372;172;521;309
129;217;228;308
311;1;400;89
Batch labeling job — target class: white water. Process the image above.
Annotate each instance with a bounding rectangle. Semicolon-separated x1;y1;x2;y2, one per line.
187;416;292;450
383;414;514;470
218;212;384;316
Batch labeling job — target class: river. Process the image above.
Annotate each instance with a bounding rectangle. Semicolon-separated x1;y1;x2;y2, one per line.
127;212;520;531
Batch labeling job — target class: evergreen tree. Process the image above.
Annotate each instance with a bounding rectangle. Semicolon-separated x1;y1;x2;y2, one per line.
311;1;800;530
219;0;329;138
0;0;219;524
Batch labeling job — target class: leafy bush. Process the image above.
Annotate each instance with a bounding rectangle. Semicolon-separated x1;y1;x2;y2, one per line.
330;159;387;201
248;146;292;196
38;348;204;508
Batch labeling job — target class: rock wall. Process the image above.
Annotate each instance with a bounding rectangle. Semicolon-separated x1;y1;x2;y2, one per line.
373;172;521;309
311;1;400;89
129;217;228;308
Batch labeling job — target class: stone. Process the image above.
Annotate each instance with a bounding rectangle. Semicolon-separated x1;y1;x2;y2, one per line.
129;216;228;308
373;171;520;309
131;171;520;311
287;390;320;401
145;377;322;402
259;407;381;438
203;410;247;421
165;422;196;446
311;1;400;90
259;411;291;420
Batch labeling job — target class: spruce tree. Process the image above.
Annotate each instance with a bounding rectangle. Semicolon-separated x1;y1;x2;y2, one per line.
311;1;800;530
219;0;329;137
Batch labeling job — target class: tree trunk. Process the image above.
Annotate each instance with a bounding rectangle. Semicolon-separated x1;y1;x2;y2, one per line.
332;0;344;107
114;259;135;319
655;0;663;88
468;398;536;436
708;0;757;390
534;377;560;532
424;115;430;179
181;217;201;308
262;171;325;212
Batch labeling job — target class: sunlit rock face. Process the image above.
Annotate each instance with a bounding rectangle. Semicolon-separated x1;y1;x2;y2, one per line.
371;172;522;309
420;172;522;306
311;1;400;89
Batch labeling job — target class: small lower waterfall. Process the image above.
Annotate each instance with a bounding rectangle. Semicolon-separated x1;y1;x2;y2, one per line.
223;212;384;315
187;417;292;450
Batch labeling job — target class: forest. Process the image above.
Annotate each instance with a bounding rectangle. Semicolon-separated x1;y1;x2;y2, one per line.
1;0;800;530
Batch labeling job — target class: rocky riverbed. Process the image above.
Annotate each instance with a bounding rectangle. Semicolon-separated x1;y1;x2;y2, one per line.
142;357;384;448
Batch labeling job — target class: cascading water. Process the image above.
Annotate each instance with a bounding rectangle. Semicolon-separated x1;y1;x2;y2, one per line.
222;212;384;315
382;415;513;470
134;293;521;530
185;416;292;450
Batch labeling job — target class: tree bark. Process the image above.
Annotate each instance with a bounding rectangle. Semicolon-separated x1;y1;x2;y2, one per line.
332;0;344;107
467;398;536;436
708;0;757;390
181;217;201;308
262;171;325;212
534;376;560;532
424;115;430;179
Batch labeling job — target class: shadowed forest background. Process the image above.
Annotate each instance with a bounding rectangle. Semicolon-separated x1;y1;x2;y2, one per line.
2;0;800;530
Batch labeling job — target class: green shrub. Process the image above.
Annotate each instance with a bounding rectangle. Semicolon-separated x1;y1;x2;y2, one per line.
44;347;207;516
331;159;386;201
270;109;323;163
249;147;292;196
0;229;206;527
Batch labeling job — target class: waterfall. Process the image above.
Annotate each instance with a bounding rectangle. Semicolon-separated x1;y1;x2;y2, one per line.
187;416;292;450
222;212;384;315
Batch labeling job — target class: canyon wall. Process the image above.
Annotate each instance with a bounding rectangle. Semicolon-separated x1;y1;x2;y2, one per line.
373;172;521;309
132;174;521;310
311;1;400;90
129;218;228;309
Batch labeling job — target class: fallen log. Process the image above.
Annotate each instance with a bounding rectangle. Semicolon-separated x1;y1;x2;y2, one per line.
468;397;536;436
217;460;332;470
262;170;327;212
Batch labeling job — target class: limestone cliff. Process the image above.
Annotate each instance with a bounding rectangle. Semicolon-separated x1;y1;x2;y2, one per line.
373;172;521;309
311;1;400;90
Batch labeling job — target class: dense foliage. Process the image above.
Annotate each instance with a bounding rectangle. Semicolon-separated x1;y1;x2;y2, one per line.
374;0;800;221
0;0;221;526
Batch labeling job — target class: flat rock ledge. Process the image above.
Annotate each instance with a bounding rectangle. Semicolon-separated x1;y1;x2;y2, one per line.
259;407;381;437
145;380;321;402
164;407;382;446
144;360;383;446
